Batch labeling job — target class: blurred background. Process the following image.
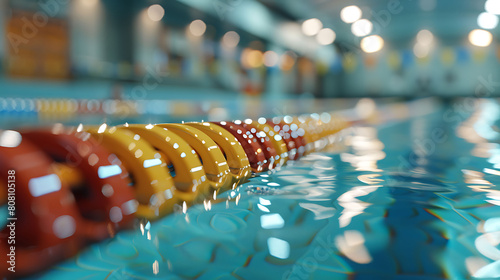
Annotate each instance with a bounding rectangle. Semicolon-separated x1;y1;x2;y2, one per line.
0;0;499;127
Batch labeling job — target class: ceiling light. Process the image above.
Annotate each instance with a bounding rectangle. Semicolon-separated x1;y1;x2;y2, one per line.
478;12;499;29
302;18;323;36
189;20;207;37
341;6;362;23
469;29;493;47
316;28;336;45
352;19;373;37
360;35;384;53
147;4;164;22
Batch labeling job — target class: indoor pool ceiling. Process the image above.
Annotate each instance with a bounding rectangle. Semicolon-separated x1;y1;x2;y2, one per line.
259;0;491;44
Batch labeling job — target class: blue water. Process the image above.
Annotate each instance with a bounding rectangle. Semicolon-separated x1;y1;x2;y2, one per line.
29;100;500;279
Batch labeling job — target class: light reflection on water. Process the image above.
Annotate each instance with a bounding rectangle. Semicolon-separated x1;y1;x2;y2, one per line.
31;100;500;280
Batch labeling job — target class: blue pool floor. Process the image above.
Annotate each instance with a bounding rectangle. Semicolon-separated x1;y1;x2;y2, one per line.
29;100;500;280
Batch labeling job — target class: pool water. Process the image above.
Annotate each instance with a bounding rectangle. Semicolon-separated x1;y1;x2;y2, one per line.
30;100;500;279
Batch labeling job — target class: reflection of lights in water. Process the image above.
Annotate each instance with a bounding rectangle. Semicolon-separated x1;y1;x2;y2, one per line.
140;221;152;236
259;197;271;205
357;174;384;185
203;200;212;211
484;168;500;177
152;260;159;275
484;217;500;233
335;230;372;264
466;184;500;206
267;237;290;259
471;143;499;158
472;102;500;140
299;203;336;220
486;191;500;206
260;213;285;229
341;126;385;172
337;185;380;228
464;166;500;280
182;201;187;214
470;217;500;278
257;204;270;212
462;169;493;185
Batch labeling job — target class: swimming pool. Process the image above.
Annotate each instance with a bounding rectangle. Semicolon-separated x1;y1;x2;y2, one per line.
28;99;500;279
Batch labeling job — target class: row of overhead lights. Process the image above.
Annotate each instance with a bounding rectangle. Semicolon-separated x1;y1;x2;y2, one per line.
469;0;500;47
149;4;337;48
300;6;384;53
338;2;498;56
146;2;496;70
340;5;384;53
301;18;336;45
149;3;379;55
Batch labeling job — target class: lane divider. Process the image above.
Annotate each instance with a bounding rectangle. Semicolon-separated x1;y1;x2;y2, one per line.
0;114;350;277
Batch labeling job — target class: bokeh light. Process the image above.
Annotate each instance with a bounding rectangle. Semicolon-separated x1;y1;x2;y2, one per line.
352;19;373;37
413;43;430;58
485;0;500;15
242;48;264;68
189;20;207;37
477;12;499;29
416;29;434;45
468;29;493;47
280;52;296;71
222;31;240;48
316;28;336;45
147;4;164;22
360;35;384;53
302;18;323;36
264;51;280;67
341;5;362;23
